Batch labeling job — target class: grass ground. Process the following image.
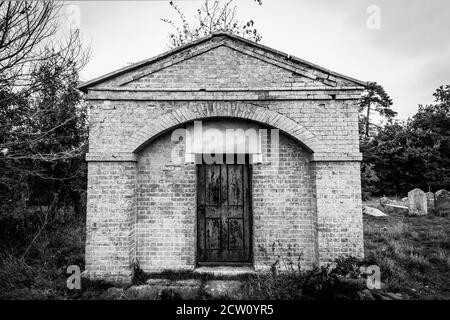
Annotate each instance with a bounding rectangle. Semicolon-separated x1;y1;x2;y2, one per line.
363;207;449;299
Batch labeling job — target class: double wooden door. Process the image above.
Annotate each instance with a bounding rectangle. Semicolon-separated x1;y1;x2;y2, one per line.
197;157;252;264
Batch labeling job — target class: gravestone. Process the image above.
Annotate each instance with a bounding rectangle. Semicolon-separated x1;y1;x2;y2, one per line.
426;192;435;211
408;188;427;216
435;189;450;217
402;197;408;206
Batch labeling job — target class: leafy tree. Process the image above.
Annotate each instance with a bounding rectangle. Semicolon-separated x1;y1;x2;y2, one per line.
359;82;396;137
0;50;88;218
361;84;450;196
359;82;396;197
162;0;263;48
433;84;450;105
360;161;379;200
363;122;412;195
0;1;88;257
409;87;450;191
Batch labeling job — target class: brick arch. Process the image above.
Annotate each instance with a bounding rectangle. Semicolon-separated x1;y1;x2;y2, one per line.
123;103;326;154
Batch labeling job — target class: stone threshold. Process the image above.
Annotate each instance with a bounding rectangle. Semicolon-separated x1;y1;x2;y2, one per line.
193;266;256;277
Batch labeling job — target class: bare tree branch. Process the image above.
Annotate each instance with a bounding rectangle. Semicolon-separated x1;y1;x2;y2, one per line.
0;1;89;97
162;0;263;49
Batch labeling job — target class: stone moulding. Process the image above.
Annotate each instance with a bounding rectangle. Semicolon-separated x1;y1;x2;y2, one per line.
86;89;363;101
85;152;138;162
84;152;363;163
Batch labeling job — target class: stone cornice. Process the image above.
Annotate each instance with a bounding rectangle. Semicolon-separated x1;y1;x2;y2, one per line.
87;88;363;101
85;152;137;162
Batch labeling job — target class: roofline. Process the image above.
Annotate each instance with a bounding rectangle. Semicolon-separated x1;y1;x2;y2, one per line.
220;32;368;87
78;31;367;93
78;34;216;93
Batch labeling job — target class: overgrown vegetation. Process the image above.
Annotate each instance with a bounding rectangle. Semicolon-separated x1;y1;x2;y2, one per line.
364;211;450;299
0;1;88;299
0;207;85;299
1;206;448;299
130;256;367;300
240;257;365;300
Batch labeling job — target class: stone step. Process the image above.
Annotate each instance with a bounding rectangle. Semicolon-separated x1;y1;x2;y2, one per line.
124;279;202;300
193;266;256;277
107;278;246;300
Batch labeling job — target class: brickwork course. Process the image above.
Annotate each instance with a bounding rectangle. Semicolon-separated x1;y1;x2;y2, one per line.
79;31;366;282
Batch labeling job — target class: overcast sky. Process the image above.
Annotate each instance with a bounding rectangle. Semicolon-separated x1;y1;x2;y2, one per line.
65;0;450;119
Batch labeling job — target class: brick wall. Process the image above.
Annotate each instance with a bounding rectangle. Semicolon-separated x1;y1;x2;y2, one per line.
253;134;317;270
84;114;364;279
85;162;137;281
314;161;364;263
104;130;320;273
126;46;327;90
136;133;196;271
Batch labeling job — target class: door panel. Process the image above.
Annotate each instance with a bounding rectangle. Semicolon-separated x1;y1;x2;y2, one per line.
206;219;221;249
205;165;221;206
197;156;251;263
228;218;244;249
228;165;243;205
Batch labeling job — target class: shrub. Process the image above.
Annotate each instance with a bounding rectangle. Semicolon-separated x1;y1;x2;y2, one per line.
0;206;85;299
131;261;148;285
243;241;366;300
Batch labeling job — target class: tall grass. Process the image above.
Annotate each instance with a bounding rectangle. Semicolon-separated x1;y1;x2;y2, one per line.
0;207;85;299
363;212;450;299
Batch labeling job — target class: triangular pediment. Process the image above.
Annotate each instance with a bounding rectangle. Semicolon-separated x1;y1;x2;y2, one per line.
79;32;366;92
119;45;329;90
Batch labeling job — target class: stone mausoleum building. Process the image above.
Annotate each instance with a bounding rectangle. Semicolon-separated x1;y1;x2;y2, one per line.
79;32;366;282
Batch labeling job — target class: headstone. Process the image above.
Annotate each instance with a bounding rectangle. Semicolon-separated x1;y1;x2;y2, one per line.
435;189;450;217
408;188;427;216
426;192;435;210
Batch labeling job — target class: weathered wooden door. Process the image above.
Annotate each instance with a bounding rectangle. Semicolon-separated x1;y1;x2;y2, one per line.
197;157;252;264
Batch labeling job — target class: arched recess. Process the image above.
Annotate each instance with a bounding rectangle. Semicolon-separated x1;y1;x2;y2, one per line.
122;103;326;155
